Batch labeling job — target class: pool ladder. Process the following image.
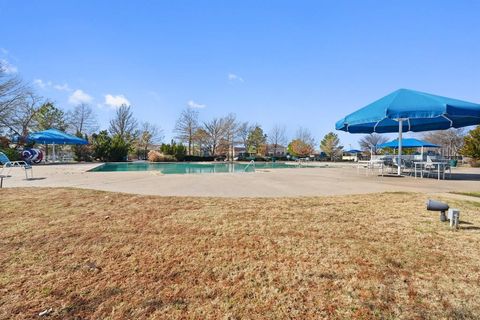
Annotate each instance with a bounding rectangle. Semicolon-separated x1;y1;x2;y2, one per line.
244;160;255;172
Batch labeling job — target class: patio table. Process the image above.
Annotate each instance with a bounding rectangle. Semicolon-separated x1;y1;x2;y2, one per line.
414;161;448;180
357;160;384;176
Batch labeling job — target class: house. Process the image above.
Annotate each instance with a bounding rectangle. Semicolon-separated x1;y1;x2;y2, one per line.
266;144;287;157
233;146;247;158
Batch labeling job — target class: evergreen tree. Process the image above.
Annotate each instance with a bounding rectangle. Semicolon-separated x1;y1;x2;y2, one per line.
461;126;480;166
320;132;343;161
246;126;266;155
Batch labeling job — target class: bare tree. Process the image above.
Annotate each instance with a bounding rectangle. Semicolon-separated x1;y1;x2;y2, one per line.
238;122;253;150
295;127;315;149
109;104;138;140
268;124;287;157
1;92;43;143
0;62;29;134
174;108;199;155
203;117;228;156
68;103;98;134
359;133;388;154
423;129;465;157
193;128;209;156
222;114;239;161
137;122;164;159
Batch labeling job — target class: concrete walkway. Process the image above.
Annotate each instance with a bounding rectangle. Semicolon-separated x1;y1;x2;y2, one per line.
2;163;479;197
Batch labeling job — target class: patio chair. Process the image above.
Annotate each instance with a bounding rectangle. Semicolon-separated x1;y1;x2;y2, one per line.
403;159;415;176
423;156;451;179
437;159;451;179
392;157;406;174
422;156;435;178
0;151;33;179
443;162;451;179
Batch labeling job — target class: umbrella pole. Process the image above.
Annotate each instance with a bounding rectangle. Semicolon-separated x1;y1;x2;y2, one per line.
398;120;403;175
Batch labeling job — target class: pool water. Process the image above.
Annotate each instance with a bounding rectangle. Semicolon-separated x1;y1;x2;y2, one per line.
90;162;301;174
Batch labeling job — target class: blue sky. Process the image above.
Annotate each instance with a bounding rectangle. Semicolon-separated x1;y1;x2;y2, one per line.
1;1;479;148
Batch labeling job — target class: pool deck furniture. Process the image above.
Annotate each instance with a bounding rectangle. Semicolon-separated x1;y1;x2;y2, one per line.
414;161;451;180
358;157;451;180
0;152;33;179
337;89;480;176
357;160;385;176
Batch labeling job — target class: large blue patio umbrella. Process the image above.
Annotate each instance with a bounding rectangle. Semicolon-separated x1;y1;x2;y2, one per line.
26;129;88;161
27;129;88;145
336;89;480;175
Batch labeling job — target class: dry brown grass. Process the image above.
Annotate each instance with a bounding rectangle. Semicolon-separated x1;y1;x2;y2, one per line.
1;188;480;319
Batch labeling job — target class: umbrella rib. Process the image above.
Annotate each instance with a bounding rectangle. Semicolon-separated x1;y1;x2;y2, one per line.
385;91;400;119
373;118;384;133
442;115;453;127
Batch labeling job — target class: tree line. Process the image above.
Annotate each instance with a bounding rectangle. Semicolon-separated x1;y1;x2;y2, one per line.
0;60;344;162
172;108;346;160
1;61;478;164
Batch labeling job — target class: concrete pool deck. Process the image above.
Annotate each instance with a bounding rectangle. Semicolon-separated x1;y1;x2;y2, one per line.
2;162;480;197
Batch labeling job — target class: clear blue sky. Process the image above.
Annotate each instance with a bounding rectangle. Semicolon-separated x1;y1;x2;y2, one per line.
1;1;479;148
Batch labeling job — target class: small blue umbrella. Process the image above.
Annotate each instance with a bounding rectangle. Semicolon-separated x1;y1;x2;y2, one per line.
377;138;440;160
336;89;480;174
345;149;363;154
377;138;439;149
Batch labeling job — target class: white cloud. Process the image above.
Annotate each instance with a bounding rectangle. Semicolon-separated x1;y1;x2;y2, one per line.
104;94;130;108
0;59;18;74
53;83;72;91
228;73;244;82
68;89;93;104
34;79;72;92
34;79;47;88
187;100;206;109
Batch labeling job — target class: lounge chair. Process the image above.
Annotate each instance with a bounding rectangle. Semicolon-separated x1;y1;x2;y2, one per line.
0;151;33;179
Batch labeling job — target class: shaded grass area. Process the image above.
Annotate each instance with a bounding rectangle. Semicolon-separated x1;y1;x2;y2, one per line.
1;188;480;319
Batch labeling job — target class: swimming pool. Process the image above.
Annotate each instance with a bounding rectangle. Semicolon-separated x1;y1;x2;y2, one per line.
90;162;304;174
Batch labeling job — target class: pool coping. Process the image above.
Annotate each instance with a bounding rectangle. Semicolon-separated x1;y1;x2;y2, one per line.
86;161;331;174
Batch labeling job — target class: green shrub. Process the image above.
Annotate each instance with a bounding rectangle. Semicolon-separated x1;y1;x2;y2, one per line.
91;131;111;161
160;141;187;161
109;135;131;162
73;132;93;162
0;148;21;162
91;131;131;162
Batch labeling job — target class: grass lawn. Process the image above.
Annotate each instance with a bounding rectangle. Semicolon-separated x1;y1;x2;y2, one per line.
1;188;480;319
451;191;480;198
